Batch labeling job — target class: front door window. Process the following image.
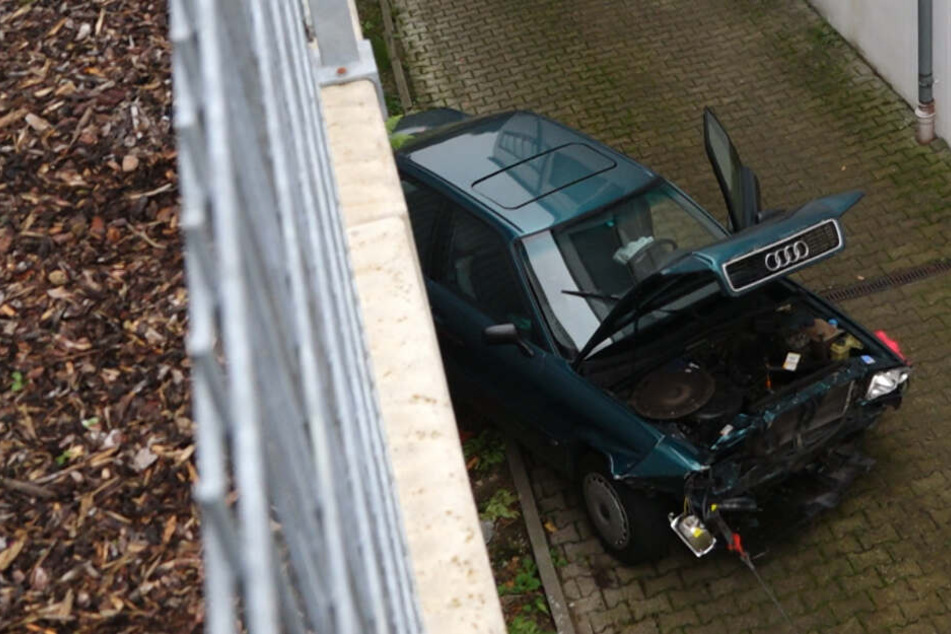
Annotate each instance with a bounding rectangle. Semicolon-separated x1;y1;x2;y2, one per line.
443;209;535;340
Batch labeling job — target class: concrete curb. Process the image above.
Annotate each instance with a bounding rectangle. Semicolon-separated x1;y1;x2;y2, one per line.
378;0;413;111
507;441;577;634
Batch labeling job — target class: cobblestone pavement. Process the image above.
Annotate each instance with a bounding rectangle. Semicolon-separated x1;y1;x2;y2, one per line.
391;0;951;632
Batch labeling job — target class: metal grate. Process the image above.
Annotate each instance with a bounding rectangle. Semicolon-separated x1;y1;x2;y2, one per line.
819;259;951;303
171;0;423;632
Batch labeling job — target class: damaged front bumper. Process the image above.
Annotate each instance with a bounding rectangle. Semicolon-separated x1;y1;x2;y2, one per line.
673;395;900;557
673;440;876;557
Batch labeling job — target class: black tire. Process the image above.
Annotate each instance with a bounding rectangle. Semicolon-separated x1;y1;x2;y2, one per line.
578;455;671;565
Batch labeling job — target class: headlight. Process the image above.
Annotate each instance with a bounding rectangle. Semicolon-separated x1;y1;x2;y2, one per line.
865;368;910;400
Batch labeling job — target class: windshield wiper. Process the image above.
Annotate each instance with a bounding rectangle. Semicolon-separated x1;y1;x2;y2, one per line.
561;289;620;302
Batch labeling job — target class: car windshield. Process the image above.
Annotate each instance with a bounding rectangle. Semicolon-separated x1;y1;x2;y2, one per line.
520;181;727;353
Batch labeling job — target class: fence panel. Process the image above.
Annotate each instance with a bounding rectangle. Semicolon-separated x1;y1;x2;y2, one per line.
170;1;424;631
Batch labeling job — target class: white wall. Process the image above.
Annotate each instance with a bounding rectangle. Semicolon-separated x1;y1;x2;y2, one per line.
810;0;951;141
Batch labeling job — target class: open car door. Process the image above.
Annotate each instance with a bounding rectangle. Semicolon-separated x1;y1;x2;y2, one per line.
703;107;762;232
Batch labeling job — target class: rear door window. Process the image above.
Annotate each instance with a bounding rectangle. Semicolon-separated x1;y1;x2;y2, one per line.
401;179;446;275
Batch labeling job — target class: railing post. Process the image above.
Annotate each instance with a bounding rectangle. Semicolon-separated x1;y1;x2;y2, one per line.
308;0;386;116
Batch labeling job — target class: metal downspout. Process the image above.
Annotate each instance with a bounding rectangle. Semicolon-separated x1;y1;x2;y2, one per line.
917;0;936;144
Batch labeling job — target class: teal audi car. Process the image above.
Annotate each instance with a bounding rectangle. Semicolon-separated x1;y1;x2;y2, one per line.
393;109;910;563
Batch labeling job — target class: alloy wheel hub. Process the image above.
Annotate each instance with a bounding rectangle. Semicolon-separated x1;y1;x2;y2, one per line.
582;473;630;548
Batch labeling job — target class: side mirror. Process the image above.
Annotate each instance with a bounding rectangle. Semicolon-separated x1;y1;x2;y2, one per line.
483;323;534;357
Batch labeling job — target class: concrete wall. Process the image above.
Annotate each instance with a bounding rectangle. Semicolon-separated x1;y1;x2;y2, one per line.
321;79;508;634
810;0;951;141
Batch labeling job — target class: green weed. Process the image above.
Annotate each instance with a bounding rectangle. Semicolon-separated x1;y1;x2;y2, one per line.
498;557;542;596
386;114;413;149
508;614;553;634
522;596;549;616
463;429;507;474
481;488;519;522
548;548;568;569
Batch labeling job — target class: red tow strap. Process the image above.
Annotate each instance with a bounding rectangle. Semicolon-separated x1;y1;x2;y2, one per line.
727;532;745;557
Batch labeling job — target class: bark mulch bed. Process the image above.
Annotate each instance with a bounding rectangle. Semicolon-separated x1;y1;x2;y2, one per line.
0;2;199;632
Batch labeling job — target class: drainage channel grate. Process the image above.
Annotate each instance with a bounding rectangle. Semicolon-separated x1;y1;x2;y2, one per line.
819;259;951;303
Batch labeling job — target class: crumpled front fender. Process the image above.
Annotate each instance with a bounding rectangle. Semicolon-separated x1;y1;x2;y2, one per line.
615;436;707;495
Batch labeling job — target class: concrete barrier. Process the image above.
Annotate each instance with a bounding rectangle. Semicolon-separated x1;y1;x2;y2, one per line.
322;79;507;634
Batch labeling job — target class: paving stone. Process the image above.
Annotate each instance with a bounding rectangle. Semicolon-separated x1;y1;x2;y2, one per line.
656;605;700;631
574;574;600;599
688;620;731;634
856;522;900;550
828;616;868;634
563;579;582;601
588;604;633;633
576;520;595;541
551;507;588;530
564;538;604;561
870;579;917;609
536;491;566;514
793;605;839;634
641;571;680;598
876;558;923;584
666;586;713;611
838;569;885;595
769;570;814;598
549;523;580;546
895;621;939;634
557;562;589;581
599;586;627;610
798;586;835;611
847;548;893;573
390;0;951;632
569;591;606;614
900;594;947;622
928;613;951;634
619;618;660;634
829;591;875;621
858;604;906;632
629;594;672;621
615;564;652;585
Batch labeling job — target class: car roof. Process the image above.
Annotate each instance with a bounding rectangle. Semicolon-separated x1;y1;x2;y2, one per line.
398;111;657;234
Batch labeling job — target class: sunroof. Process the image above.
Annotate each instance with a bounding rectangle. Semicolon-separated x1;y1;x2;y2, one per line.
472;143;615;209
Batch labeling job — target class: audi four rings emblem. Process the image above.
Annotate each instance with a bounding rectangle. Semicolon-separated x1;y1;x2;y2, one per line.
764;240;810;272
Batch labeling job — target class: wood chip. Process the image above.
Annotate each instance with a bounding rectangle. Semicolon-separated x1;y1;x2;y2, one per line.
0;539;25;572
122;154;139;172
162;516;177;544
25;113;52;132
0;108;27;131
0;1;200;627
47;17;67;37
0;477;57;500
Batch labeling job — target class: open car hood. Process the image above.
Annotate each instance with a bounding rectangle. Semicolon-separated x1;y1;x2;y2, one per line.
573;190;863;366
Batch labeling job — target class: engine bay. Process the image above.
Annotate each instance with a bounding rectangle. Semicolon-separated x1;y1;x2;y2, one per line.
587;288;882;448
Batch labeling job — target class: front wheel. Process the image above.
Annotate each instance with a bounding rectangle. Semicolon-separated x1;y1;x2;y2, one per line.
579;458;671;565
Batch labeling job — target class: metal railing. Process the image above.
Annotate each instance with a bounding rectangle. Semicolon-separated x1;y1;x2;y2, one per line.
170;0;422;631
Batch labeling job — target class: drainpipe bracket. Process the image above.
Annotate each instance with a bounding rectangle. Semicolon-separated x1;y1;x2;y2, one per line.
314;39;386;117
915;101;936;145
